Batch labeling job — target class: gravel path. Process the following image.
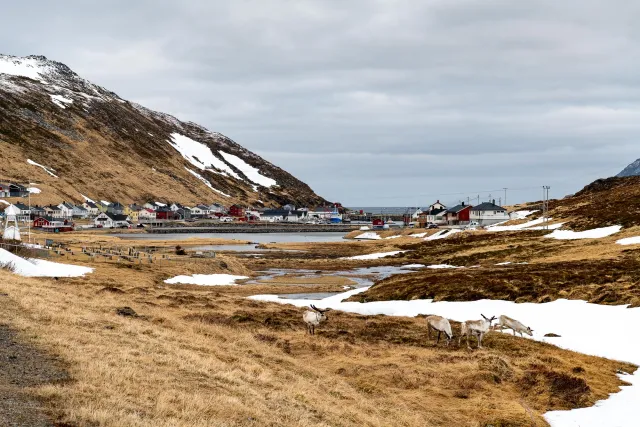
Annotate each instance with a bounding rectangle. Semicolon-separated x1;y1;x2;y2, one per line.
0;296;69;426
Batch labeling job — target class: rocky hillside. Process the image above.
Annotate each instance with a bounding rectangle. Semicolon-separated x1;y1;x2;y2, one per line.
0;54;327;207
617;158;640;178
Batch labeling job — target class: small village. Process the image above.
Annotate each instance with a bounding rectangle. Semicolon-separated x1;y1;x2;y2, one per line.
0;182;513;234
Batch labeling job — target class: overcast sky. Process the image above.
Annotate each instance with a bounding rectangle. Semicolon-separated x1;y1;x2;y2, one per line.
3;1;639;206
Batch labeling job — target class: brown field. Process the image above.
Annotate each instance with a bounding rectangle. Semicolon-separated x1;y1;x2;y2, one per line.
4;185;640;426
0;261;635;427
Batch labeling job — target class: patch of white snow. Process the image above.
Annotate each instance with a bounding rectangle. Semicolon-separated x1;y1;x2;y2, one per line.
168;133;240;179
50;94;73;109
164;274;248;286
0;248;93;277
342;251;406;260
616;236;640;246
545;225;622;240
185;168;231;198
219;151;277;187
353;232;381;240
26;159;58;177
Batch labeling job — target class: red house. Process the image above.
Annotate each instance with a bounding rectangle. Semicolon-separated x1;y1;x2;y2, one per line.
229;205;244;218
155;207;178;220
445;203;472;225
372;218;385;229
33;217;51;228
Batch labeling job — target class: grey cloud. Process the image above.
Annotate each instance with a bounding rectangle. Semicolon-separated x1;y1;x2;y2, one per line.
2;0;639;205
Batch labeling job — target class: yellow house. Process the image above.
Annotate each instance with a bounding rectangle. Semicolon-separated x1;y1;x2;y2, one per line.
125;204;140;222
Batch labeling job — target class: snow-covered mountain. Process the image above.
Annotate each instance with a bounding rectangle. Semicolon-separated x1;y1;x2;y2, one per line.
616;158;640;178
0;54;326;206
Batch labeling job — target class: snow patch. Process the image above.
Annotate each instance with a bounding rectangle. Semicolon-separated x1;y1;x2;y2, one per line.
616;236;640;246
545;225;622;240
185;168;231;198
0;248;93;277
342;251;406;260
219;151;277;187
168;133;240;179
384;235;402;239
0;56;48;83
425;229;462;240
354;232;381;240
100;200;111;206
0;200;9;205
26;159;58;177
27;187;41;194
426;264;461;269
248;290;640;427
164;274;248;286
50;94;73;109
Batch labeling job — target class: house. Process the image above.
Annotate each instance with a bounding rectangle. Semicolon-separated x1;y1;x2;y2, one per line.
444;203;472;225
33;216;69;228
127;205;141;222
282;204;296;211
72;205;89;218
0;182;10;197
229;205;244;218
309;207;333;220
156;206;179;220
9;184;28;198
138;208;157;222
30;205;46;219
418;208;447;227
57;202;74;219
83;202;99;217
96;201;110;213
470;201;509;225
94;212;131;228
107;202;125;215
13;203;31;222
259;209;286;222
176;207;191;220
428;200;446;211
286;210;307;222
143;202;156;210
169;203;184;212
209;203;225;214
45;205;65;219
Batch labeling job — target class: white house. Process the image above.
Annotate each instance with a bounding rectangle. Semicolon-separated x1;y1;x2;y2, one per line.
143;202;156;210
169;203;183;212
57;202;75;219
94;212;131;228
12;203;31;222
139;208;157;222
83;202;99;217
72;205;89;218
470;201;509;225
428;200;446;211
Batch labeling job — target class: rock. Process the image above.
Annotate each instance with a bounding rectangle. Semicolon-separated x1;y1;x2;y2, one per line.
544;333;561;337
116;307;138;317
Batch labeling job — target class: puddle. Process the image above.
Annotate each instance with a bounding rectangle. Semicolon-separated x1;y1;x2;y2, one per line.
246;264;424;300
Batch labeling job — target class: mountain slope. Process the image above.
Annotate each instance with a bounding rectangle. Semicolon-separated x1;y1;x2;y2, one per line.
616;158;640;178
0;54;326;207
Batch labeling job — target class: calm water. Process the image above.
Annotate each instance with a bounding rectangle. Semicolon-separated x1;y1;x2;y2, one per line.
114;232;347;243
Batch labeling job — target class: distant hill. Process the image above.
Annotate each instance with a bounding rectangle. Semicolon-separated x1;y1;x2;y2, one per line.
616;158;640;178
0;54;327;207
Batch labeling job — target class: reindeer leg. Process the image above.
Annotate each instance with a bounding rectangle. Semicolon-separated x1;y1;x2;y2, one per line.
437;331;441;344
512;329;516;336
427;324;431;342
466;332;471;350
478;332;484;349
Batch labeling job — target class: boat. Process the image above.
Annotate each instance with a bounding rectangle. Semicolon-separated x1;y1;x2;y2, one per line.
329;207;342;223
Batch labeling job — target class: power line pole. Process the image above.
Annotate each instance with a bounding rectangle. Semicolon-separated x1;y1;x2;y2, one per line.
503;187;507;206
542;185;550;230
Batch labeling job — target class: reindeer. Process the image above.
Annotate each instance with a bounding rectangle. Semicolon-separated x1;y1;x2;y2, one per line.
425;315;454;346
459;314;496;349
495;315;533;337
303;305;332;335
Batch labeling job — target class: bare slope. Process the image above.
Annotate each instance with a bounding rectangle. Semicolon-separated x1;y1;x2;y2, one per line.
0;54;326;207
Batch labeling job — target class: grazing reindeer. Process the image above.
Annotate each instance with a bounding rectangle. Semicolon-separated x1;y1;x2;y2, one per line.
425;315;454;346
496;315;533;337
459;314;496;349
303;305;332;335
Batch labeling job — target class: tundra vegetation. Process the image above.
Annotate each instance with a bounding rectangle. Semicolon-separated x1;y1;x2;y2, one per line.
1;178;640;426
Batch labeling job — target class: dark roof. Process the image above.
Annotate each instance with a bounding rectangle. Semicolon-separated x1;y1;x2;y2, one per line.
13;203;30;210
85;201;98;208
446;204;471;214
470;202;506;212
424;208;446;216
105;213;129;221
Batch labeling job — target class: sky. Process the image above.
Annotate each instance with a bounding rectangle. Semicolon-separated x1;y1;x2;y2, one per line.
2;0;640;207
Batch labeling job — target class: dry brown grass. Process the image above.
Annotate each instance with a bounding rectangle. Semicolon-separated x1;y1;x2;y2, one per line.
0;255;635;427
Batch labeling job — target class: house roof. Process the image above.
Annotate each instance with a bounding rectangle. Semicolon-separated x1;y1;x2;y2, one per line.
60;202;74;209
424;208;446;216
105;213;129;221
85;201;98;208
471;202;506;212
13;203;30;210
446;204;472;214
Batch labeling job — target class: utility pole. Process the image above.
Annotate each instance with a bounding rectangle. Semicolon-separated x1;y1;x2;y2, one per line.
503;188;507;206
542;186;551;229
